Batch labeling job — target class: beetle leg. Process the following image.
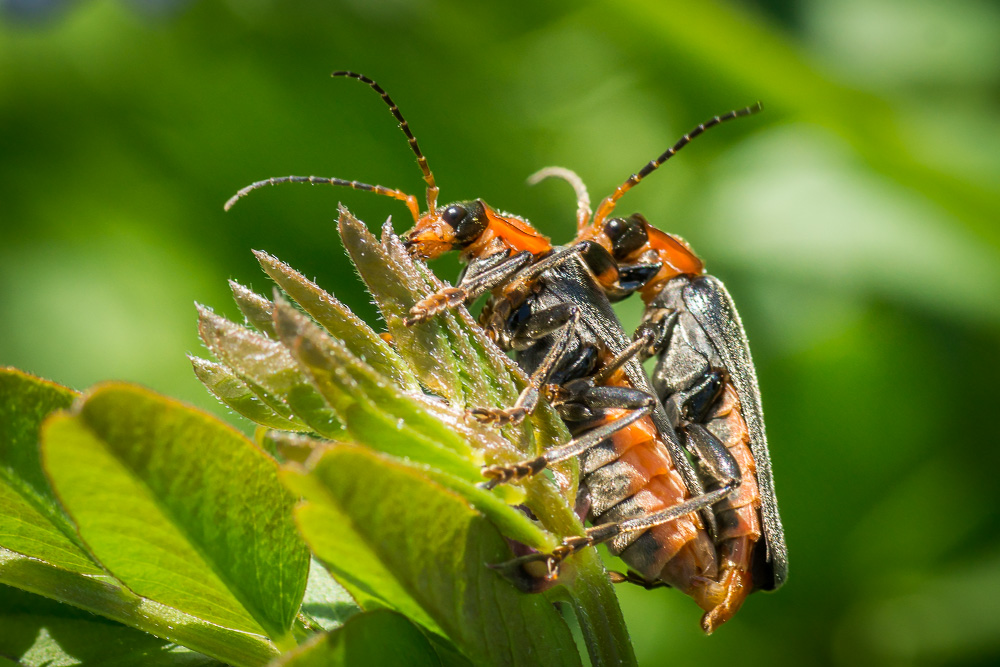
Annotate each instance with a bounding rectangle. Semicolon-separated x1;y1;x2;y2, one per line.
496;484;733;588
507;303;577;351
661;366;734;480
554;383;655;424
683;423;741;488
608;570;671;589
468;308;580;426
591;335;651;385
498;242;590;291
680;369;726;423
633;307;678;360
404;250;534;325
480;405;652;489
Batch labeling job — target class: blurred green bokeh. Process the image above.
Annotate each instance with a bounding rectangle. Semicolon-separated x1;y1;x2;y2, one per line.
2;0;998;664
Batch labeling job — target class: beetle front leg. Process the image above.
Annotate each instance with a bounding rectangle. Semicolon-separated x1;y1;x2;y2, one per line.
551;382;654;423
404;250;533;325
633;307;678;360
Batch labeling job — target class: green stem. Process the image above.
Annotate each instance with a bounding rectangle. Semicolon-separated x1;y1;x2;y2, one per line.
551;550;637;667
525;476;636;666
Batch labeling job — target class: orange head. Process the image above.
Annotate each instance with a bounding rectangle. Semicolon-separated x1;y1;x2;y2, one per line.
403;199;552;261
402;200;491;260
225;72;552;263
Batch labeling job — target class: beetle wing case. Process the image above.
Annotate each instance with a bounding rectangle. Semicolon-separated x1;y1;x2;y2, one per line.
515;250;703;499
681;275;788;590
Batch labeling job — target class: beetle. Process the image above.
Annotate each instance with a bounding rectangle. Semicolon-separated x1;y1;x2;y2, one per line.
524;113;790;626
225;71;786;632
519;166;790;629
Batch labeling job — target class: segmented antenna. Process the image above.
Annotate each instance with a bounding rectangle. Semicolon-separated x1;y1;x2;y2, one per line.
592;102;762;227
223;175;420;220
224;72;436;221
332;71;439;211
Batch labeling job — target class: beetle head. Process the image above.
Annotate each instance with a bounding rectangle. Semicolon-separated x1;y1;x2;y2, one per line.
402;199;489;260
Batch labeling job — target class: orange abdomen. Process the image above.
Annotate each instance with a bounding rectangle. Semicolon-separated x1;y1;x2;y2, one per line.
689;382;763;632
580;375;718;592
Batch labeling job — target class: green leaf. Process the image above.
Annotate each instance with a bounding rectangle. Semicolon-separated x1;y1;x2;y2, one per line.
254;250;419;393
1;615;221;667
337;213;575;480
0;370;283;664
298;557;361;633
282;444;581;667
0;585;223;667
0;546;280;667
418;468;553;551
229;280;279;340
338;212;467;405
271;295;483;481
197;305;346;438
40;383;310;646
272;609;442;667
189;356;310;432
0;368;81;551
336;212;576;490
0;370;109;610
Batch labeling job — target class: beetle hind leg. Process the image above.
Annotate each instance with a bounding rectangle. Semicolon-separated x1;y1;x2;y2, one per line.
608;569;671;589
494;484;733;590
480;405;652;489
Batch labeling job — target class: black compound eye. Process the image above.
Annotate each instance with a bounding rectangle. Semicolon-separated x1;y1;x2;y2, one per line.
604;217;627;238
604;214;649;259
442;204;467;228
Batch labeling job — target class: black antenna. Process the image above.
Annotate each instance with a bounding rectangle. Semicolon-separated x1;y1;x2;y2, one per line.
224;72;435;220
223;175;420;220
332;71;439;211
593;102;762;226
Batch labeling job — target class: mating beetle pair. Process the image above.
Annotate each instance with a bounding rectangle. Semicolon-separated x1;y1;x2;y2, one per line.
227;71;787;633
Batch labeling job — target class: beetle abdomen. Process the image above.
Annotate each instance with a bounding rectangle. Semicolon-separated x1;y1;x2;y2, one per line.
648;275;769;631
578;376;718;591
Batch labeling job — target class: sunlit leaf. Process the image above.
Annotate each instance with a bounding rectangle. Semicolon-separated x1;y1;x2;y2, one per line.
338;212;465;404
0;586;222;667
0;372;285;665
197;305;346;438
271;295;481;480
189;356;309;432
338;212;576;497
298;557;361;633
0;368;80;548
282;445;582;667
255;250;419;392
41;383;310;647
229;280;279;340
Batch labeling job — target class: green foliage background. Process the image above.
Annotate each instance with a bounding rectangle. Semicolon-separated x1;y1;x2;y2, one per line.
2;0;999;664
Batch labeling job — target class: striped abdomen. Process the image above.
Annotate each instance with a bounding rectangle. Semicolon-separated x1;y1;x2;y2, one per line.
578;369;718;593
